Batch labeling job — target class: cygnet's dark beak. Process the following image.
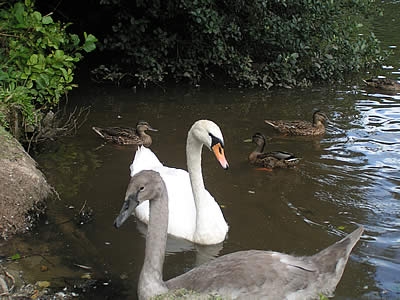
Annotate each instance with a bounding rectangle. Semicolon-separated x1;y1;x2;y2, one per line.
114;193;139;228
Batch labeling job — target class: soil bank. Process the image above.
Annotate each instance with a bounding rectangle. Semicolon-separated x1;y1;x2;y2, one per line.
0;126;52;240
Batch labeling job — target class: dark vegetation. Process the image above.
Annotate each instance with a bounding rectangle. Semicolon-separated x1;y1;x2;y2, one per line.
1;0;386;142
88;0;385;88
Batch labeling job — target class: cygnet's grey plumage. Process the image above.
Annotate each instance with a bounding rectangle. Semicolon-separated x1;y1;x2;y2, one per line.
114;170;169;300
114;170;363;300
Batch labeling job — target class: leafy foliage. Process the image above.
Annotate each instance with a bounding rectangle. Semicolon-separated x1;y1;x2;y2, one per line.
10;253;21;260
95;0;384;88
0;0;97;139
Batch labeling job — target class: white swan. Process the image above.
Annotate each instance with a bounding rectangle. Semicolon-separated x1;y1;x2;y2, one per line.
114;170;364;300
125;120;229;245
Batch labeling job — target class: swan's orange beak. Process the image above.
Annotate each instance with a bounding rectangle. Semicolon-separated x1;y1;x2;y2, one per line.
212;143;229;170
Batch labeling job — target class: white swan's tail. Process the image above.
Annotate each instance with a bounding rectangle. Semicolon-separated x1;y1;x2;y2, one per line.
130;146;163;176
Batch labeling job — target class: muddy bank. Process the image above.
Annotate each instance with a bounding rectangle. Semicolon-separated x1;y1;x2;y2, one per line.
0;126;52;240
0;127;127;299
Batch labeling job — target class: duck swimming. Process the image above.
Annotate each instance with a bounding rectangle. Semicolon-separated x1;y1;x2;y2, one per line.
92;121;157;146
248;133;300;169
264;110;328;136
114;170;364;300
363;77;400;91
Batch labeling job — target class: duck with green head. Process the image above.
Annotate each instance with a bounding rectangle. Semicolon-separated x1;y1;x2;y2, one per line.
248;133;300;170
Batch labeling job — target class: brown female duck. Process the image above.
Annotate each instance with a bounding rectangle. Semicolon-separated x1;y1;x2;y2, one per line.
363;77;400;91
248;133;300;169
264;110;328;136
92;121;157;146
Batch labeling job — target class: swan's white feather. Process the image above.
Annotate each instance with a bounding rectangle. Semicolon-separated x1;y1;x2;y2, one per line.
130;146;227;244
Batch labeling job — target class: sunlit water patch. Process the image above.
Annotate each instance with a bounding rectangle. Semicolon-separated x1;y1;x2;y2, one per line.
331;92;400;297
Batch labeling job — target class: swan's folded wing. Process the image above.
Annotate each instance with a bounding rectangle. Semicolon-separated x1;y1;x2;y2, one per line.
160;167;197;240
134;164;197;241
165;250;318;299
130;146;163;176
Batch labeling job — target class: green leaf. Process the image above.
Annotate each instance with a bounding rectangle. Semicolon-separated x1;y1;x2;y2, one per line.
0;71;9;81
54;49;65;59
27;54;38;66
39;73;50;86
82;33;98;53
84;33;98;44
32;11;42;22
319;294;329;300
14;3;26;27
11;253;21;260
42;15;53;25
70;34;80;47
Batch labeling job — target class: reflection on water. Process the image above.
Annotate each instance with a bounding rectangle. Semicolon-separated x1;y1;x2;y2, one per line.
135;221;224;262
29;80;400;299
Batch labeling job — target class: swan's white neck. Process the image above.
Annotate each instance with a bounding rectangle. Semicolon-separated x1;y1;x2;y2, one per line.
186;130;214;240
186;132;205;192
138;188;168;300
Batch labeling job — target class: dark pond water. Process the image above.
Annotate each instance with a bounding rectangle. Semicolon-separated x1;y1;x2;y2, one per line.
6;2;400;299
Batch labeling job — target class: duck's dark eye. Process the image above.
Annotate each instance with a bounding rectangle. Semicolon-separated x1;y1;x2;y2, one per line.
139;186;145;191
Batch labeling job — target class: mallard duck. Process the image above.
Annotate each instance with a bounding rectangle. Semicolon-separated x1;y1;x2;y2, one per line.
92;121;157;146
114;170;364;300
363;77;400;91
248;133;300;169
264;110;328;136
124;120;229;245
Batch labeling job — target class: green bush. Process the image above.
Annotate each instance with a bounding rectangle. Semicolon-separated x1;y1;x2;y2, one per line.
96;0;384;88
0;0;97;139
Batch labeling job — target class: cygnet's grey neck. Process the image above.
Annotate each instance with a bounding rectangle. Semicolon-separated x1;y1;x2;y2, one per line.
138;187;169;300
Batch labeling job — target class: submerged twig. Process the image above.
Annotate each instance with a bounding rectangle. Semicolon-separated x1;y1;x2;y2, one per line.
3;270;15;293
73;263;92;270
25;103;91;152
78;200;88;215
0;267;13;300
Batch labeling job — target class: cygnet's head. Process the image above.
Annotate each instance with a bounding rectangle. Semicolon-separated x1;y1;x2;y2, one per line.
114;170;165;228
